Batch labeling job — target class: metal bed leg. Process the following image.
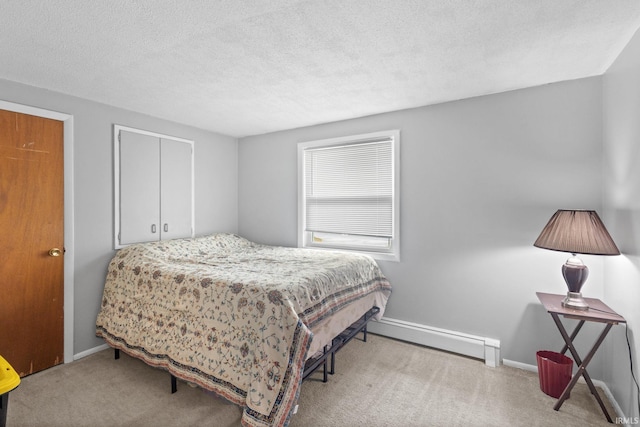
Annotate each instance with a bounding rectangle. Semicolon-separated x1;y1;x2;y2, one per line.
171;375;177;393
323;357;328;383
112;348;178;395
322;346;329;382
330;350;335;375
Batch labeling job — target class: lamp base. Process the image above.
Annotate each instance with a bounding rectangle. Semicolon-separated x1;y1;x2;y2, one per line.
562;292;589;310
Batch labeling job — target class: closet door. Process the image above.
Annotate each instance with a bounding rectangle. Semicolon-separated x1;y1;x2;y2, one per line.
115;125;194;249
118;130;161;246
160;138;193;240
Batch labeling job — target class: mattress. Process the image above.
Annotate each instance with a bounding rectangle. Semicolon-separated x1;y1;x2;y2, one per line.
95;233;391;427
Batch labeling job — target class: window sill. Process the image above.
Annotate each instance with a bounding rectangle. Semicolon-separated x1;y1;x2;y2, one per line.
302;245;399;263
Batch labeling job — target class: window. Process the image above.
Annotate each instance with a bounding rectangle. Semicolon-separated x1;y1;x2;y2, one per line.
298;130;400;261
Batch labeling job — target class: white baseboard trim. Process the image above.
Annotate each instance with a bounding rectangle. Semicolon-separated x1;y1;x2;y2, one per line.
502;359;624;420
368;317;501;367
73;343;109;361
502;358;538;373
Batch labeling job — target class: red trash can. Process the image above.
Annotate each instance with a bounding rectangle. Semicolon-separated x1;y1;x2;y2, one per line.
536;350;573;399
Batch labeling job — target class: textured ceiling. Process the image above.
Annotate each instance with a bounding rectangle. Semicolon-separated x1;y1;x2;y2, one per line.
2;1;640;138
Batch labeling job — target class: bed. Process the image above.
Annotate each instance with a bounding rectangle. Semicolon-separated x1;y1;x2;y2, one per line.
95;233;392;427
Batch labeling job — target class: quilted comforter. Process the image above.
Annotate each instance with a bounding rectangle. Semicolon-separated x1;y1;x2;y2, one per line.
95;233;391;427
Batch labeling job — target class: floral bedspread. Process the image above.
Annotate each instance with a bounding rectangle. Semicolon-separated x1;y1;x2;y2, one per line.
95;233;391;427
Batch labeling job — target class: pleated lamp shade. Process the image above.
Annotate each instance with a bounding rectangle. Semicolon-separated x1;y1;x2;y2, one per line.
534;209;619;310
534;210;620;256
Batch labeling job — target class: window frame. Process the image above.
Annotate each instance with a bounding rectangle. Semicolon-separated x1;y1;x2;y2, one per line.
297;130;400;262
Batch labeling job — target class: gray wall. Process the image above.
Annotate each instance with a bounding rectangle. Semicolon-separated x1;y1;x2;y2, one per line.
0;78;239;354
239;77;607;370
603;26;640;419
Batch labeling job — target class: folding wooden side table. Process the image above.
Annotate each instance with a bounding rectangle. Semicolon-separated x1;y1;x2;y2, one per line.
536;292;625;423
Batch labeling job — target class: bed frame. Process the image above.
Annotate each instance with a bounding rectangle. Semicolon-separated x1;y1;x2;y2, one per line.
112;306;381;394
302;306;380;383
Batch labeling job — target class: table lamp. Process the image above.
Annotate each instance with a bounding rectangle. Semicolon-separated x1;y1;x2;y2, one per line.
533;209;620;310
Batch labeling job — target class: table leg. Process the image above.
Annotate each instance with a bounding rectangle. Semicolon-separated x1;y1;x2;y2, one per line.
550;314;614;423
560;320;585;355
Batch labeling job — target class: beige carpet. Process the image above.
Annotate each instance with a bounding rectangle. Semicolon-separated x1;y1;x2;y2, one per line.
6;334;616;426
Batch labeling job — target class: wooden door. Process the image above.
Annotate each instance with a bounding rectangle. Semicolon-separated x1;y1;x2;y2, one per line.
0;109;64;377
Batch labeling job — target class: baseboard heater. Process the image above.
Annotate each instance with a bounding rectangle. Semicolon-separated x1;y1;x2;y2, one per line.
366;317;501;367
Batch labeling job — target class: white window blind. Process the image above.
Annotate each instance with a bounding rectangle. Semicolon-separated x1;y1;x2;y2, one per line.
304;139;393;239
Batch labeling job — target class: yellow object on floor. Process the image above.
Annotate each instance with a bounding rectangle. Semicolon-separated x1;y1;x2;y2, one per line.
0;356;20;395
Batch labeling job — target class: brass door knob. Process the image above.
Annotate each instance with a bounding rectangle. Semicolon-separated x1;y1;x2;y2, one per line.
48;248;62;257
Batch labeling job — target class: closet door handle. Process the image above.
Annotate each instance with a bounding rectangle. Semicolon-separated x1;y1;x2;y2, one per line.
151;224;157;233
164;223;169;232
